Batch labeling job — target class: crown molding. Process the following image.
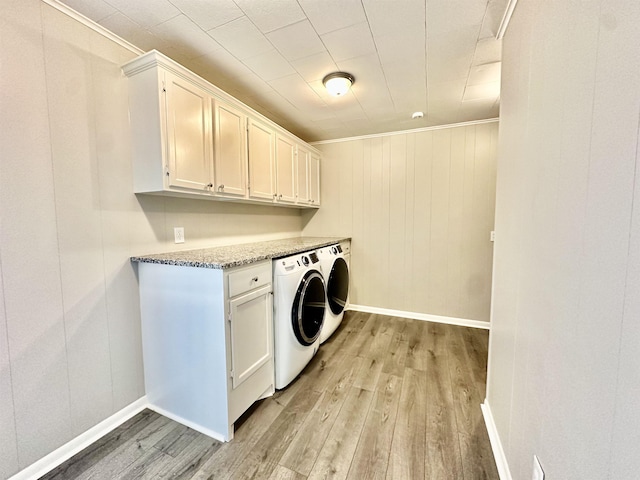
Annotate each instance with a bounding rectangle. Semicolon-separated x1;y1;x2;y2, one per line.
496;0;519;40
310;118;499;145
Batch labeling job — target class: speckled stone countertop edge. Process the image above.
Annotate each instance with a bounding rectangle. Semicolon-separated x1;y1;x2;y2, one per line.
130;236;350;270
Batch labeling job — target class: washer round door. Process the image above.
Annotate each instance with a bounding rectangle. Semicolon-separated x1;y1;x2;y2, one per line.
327;257;349;315
292;270;326;346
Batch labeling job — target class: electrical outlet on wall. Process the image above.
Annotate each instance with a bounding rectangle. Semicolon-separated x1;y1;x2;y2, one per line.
532;455;545;480
174;227;185;244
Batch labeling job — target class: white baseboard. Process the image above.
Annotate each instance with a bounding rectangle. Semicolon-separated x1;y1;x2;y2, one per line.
481;400;513;480
146;404;228;443
348;304;491;330
9;397;148;480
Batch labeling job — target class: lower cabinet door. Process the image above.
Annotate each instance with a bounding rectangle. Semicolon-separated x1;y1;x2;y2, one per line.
228;285;272;389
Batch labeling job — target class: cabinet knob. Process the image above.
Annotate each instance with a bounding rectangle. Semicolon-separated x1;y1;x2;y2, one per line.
206;183;213;188
218;184;225;191
278;194;283;199
251;276;259;282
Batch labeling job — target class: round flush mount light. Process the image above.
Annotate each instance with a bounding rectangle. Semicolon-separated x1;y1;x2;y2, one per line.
322;72;355;96
412;111;424;119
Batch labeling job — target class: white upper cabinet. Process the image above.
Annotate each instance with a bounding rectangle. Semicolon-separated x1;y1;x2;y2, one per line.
164;70;213;191
275;133;296;204
295;144;321;207
296;145;310;204
309;151;321;206
122;51;320;208
247;117;275;201
213;100;246;197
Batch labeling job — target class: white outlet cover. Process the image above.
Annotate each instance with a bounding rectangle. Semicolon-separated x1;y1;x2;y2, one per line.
174;227;184;244
532;455;544;480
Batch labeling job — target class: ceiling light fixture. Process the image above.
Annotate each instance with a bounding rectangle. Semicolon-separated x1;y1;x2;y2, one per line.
322;72;355;96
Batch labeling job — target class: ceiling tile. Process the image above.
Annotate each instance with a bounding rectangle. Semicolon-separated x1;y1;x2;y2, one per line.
62;0;116;22
362;0;425;37
102;0;180;29
99;12;167;52
321;22;377;62
234;0;306;33
291;51;339;82
208;16;272;60
462;82;501;101
266;20;326;61
193;47;254;80
426;0;487;37
473;38;503;65
375;30;426;66
242;49;296;81
151;15;222;59
298;0;367;35
169;0;244;31
467;62;501;86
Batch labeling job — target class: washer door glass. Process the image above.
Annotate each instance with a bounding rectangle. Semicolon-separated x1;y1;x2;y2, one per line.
328;257;349;315
292;270;326;346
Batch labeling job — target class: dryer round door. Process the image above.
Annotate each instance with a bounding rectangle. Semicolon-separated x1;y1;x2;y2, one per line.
292;270;326;346
327;257;349;315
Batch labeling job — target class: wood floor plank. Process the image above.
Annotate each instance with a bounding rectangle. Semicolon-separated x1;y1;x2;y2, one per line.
39;410;163;480
446;327;485;436
341;313;377;357
459;423;500;480
404;320;430;371
280;355;363;476
228;388;322;479
425;334;464;480
75;414;178;480
362;315;394;360
307;387;374;480
381;318;410;377
385;367;427;480
189;398;285;479
345;373;402;480
268;465;307;480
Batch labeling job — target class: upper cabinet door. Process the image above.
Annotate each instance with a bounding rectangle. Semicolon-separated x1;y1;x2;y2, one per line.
275;134;296;204
296;145;310;204
309;151;320;206
247;118;275;200
164;70;213;191
213;100;247;197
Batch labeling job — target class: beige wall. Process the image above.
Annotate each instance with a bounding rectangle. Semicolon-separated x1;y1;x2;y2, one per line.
302;122;498;322
487;0;640;478
0;2;302;477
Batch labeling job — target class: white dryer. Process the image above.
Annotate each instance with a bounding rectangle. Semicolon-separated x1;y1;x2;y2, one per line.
317;244;350;344
272;251;326;389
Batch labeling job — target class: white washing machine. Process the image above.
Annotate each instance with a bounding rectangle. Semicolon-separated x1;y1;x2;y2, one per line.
317;243;350;344
272;251;326;389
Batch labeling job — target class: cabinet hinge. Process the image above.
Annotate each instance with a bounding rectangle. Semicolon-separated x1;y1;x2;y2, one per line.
227;311;232;322
230;370;235;379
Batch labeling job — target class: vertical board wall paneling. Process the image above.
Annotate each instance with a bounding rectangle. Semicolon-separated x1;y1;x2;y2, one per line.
42;6;114;437
411;130;433;315
0;0;73;468
303;122;498;322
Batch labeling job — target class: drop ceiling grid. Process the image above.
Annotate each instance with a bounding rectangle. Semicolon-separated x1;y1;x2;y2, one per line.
58;0;507;141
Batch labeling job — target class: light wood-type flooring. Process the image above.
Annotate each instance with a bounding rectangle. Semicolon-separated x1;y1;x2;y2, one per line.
40;312;498;480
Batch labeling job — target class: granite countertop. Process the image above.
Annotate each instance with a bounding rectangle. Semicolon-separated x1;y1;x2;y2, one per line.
130;236;350;269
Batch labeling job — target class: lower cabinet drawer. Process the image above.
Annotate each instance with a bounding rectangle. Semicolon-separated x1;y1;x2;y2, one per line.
228;261;272;298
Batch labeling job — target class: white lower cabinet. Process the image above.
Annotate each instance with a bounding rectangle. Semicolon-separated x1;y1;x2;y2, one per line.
137;260;274;441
